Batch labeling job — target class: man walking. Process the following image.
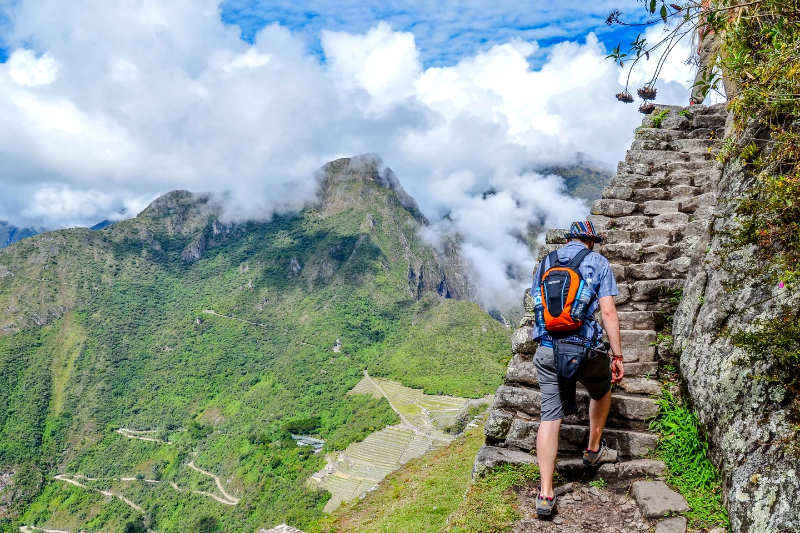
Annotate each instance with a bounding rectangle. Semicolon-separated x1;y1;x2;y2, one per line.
530;220;624;517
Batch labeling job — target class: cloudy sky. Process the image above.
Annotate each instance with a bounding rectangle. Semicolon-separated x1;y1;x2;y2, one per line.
0;0;709;306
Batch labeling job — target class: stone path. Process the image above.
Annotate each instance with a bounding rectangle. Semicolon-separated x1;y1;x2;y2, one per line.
476;103;728;533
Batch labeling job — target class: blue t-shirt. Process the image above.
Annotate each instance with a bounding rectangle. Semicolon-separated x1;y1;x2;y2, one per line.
531;241;618;342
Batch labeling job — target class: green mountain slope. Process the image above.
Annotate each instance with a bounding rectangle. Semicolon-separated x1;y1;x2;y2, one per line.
0;157;509;532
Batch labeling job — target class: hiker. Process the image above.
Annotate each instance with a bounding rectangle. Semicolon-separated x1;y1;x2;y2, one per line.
530;220;624;517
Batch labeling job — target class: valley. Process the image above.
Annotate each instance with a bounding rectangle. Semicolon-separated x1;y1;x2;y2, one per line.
0;157;509;532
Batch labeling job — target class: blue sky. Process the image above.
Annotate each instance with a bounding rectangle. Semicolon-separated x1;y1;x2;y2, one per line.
219;0;646;67
0;1;647;67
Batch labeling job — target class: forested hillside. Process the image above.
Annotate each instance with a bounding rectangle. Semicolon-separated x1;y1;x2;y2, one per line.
0;157;509;532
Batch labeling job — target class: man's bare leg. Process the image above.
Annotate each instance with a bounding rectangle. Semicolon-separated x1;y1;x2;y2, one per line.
588;390;612;451
536;419;561;498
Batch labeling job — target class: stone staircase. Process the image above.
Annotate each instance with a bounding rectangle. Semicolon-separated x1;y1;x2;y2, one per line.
475;104;727;483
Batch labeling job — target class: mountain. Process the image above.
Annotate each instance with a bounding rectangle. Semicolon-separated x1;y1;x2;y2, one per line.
0;222;39;249
0;156;509;532
89;220;113;231
539;162;613;205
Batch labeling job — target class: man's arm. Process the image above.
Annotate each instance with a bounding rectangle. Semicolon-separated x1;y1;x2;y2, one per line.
599;295;624;383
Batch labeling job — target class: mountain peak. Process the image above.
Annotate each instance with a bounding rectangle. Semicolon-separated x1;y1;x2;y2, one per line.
319;154;426;223
138;190;213;219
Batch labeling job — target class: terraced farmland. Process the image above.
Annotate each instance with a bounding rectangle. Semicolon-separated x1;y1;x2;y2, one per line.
310;372;490;512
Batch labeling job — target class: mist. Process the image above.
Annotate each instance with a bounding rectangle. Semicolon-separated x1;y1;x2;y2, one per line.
0;1;705;308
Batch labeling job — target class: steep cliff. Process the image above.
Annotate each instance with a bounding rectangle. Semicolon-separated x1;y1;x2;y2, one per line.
673;143;800;533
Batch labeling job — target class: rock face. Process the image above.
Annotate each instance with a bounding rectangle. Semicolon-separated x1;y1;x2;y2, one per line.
318;155;476;301
476;105;726;477
672;146;800;531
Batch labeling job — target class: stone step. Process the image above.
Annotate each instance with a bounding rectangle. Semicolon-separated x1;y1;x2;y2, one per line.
472;445;536;478
591;199;637;217
589;215;653;232
625;149;690;165
671;138;719;153
556;458;667;486
505;420;658;458
620;329;656;362
505;354;659;386
612;173;668;188
669;184;701;202
679;192;717;213
632;480;689;518
493;385;659;424
692;114;727;128
642;200;680;215
634;127;685;142
617;311;656;330
625;262;666;280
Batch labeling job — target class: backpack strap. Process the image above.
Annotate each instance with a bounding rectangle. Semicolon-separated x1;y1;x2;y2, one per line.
535;250;561;288
566;248;592;270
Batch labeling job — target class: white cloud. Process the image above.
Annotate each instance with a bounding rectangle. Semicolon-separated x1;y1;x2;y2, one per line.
0;1;704;307
7;49;59;86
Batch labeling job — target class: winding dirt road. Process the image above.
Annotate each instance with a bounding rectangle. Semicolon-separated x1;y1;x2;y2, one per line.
187;460;240;505
54;475;144;513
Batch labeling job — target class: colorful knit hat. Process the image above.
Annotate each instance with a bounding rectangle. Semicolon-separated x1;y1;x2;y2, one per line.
564;220;604;243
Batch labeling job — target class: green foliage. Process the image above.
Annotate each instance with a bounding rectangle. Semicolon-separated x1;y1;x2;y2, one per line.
649;109;670;128
445;463;539;533
0;174;509;531
649;391;729;530
588;478;607;489
678;109;692;118
369;298;508;397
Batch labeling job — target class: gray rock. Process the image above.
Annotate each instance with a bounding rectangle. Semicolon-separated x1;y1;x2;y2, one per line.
545;229;568;244
492;385;539;416
632;480;689;518
597;459;666;482
510;326;537;354
655;517;687;533
643;200;680;215
484;409;513;440
472;445;535;478
592;199;637;217
180;234;206;263
618;377;662;396
505;353;538;386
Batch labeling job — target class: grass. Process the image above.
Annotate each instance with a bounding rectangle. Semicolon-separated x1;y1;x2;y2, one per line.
318;425;485;533
588;479;607;489
445;462;539;533
649;390;729;530
649;109;669;128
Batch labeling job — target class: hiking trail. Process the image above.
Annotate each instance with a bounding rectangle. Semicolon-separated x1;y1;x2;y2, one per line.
477;103;728;533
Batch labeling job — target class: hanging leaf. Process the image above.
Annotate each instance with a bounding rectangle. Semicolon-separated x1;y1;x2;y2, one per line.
661;5;668;22
650;0;657;14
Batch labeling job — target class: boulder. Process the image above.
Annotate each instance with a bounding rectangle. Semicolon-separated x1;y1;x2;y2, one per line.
472;445;535;478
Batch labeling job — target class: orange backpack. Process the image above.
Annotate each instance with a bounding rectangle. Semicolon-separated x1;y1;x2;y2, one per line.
536;248;593;333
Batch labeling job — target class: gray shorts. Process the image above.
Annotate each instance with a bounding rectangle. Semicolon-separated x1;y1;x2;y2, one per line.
533;344;612;422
